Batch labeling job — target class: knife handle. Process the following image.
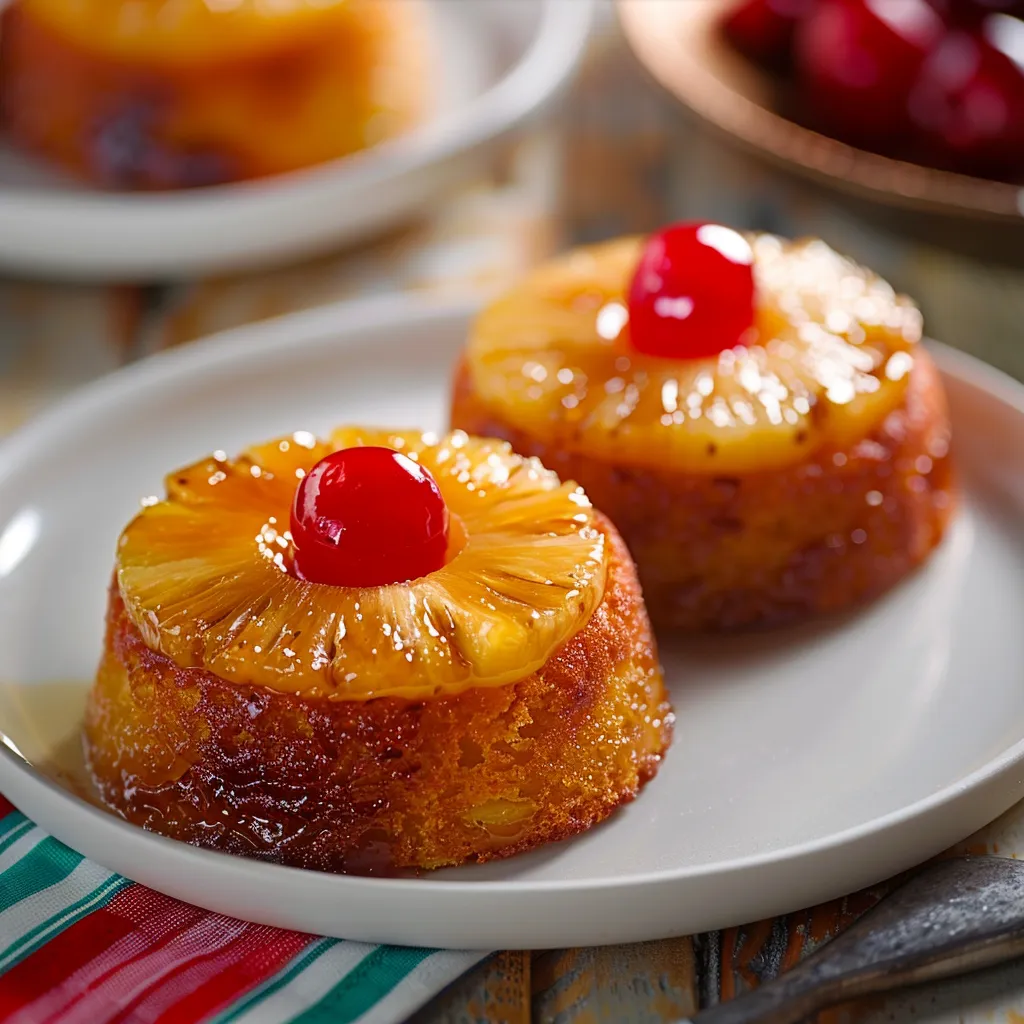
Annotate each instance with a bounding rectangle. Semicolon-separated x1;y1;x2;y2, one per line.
686;856;1024;1024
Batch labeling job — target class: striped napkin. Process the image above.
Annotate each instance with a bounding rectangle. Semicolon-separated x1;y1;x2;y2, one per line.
0;795;489;1024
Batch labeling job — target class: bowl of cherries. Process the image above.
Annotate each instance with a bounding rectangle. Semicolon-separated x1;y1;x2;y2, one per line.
618;0;1024;221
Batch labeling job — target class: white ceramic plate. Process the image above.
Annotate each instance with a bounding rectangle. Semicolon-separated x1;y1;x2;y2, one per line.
0;0;592;281
0;296;1022;950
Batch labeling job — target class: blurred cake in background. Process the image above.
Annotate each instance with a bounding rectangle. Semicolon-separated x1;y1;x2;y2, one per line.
722;0;1024;182
0;0;432;190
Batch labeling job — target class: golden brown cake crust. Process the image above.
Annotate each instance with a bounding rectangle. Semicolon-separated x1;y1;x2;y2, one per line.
452;351;956;631
85;518;672;874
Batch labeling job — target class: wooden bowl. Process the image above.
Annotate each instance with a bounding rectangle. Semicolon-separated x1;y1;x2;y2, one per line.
614;0;1024;379
616;0;1023;224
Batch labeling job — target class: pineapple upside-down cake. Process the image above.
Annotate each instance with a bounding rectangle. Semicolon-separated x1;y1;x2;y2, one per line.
85;428;672;873
451;223;956;631
0;0;430;189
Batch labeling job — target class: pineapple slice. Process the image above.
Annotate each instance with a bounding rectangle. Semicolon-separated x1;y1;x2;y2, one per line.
466;234;924;474
116;429;607;701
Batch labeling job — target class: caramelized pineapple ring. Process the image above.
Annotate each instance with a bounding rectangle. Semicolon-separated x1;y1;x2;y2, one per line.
116;430;608;701
466;235;924;474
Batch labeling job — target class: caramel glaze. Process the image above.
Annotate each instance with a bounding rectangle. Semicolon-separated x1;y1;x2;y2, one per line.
84;519;672;875
116;428;609;703
452;351;955;631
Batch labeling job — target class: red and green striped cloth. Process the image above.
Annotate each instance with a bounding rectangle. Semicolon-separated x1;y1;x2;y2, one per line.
0;796;488;1024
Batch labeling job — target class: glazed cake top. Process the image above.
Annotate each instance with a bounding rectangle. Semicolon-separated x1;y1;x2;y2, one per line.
466;234;924;474
116;428;608;700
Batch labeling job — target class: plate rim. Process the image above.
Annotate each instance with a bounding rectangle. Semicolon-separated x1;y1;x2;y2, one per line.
0;295;1022;944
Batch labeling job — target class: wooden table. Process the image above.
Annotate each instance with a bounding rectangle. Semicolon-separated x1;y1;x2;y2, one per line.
3;13;1024;1024
405;800;1024;1024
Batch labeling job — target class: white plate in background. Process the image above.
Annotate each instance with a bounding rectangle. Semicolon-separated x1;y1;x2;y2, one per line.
0;296;1021;949
0;0;592;281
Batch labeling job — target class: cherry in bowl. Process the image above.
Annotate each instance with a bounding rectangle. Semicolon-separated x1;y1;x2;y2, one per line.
793;0;945;149
722;0;817;70
908;15;1024;176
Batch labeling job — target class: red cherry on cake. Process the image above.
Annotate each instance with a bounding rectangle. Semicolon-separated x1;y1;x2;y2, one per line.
794;0;944;148
627;222;756;361
290;446;449;587
722;0;818;70
908;15;1024;176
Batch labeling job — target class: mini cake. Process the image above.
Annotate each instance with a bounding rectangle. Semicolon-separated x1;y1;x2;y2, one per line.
451;223;956;630
85;428;672;873
0;0;430;189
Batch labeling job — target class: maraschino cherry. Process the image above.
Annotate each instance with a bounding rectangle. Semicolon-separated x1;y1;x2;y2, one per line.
627;222;756;360
794;0;944;148
290;446;449;587
722;0;817;71
908;16;1024;176
933;0;1024;25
